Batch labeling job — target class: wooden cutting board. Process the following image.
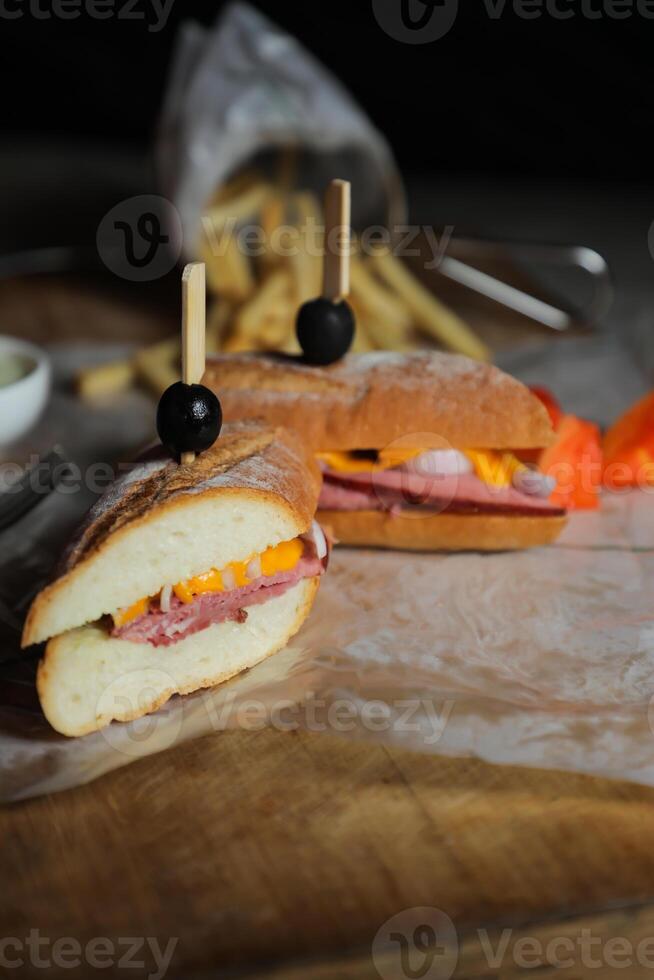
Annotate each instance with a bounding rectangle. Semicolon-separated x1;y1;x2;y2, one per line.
1;273;651;980
4;727;654;979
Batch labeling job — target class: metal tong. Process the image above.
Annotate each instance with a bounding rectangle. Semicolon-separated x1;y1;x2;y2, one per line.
439;240;612;331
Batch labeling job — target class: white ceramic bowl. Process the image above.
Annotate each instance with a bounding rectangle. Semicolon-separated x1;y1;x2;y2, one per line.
0;336;52;446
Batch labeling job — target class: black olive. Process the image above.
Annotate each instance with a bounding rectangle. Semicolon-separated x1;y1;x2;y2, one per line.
296;297;355;366
156;382;222;461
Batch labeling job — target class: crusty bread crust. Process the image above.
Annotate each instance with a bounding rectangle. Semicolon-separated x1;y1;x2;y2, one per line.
22;422;320;648
203;351;555;452
56;421;320;576
37;577;319;737
318;509;567;551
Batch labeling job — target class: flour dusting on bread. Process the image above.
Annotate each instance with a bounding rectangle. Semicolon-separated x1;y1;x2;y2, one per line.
203;352;555;452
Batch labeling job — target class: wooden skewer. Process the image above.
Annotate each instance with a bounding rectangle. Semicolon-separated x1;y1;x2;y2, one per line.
181;261;206;465
322;179;351;302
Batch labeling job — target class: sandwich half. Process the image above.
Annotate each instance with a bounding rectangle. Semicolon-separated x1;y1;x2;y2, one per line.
203;351;567;551
22;422;328;736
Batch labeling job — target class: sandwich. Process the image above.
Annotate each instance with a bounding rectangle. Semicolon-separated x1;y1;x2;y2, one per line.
22;422;328;737
202;351;567;551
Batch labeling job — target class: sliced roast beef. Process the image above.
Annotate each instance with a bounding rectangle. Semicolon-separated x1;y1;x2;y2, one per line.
319;467;564;516
113;548;325;647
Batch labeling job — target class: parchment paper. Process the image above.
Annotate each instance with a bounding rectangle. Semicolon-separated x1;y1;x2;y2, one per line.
2;340;654;803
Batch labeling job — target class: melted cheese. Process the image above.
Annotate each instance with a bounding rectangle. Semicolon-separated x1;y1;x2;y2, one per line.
317;451;379;473
260;538;303;576
113;596;150;628
173;538;304;605
112;537;305;624
173;569;223;605
464;450;524;488
317;448;423;473
317;448;525;487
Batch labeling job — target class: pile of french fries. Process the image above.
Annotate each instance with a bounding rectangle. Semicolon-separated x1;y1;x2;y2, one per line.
78;171;489;401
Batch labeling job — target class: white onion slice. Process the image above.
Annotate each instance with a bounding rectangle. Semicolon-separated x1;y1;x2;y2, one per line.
309;519;327;559
160;584;172;613
513;468;556;498
222;566;236;591
407;449;473;478
246;554;262;580
165;619;188;636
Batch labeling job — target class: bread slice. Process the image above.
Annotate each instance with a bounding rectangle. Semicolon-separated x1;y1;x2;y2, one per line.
203;351;555;452
37;577;318;737
318;510;567;552
23;422;321;648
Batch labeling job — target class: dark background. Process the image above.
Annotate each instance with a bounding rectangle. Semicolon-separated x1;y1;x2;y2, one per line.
2;0;651;181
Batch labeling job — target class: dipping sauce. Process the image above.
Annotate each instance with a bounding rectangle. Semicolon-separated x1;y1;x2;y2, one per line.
0;354;33;389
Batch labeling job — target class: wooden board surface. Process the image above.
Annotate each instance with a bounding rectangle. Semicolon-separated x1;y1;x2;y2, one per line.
4;728;654;979
1;273;652;980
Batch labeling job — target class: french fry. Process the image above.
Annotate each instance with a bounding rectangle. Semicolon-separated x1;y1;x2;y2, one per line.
292;191;323;245
369;249;491;362
296;193;323;298
203;180;272;234
259;193;287;268
276;147;298;193
133;337;180;397
257;151;298;267
351;323;374;353
194;174;487;363
257;314;294;350
293;190;322;225
358;313;415;352
350;257;413;350
221;330;257;353
206;300;234;352
136;336;180;363
206;169;262;208
292;192;323;296
76;359;135;400
348;299;375;353
200;232;255;302
235;268;292;340
289;241;320;305
351;257;410;326
134;359;178;397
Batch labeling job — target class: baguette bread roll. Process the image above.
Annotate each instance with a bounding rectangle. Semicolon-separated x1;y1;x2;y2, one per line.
203;351;555;452
203;352;566;551
23;422;325;736
38;578;317;737
23;422;320;648
318;510;567;552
